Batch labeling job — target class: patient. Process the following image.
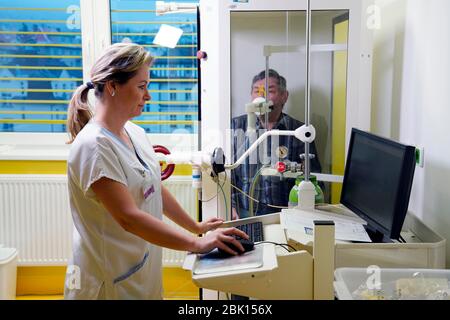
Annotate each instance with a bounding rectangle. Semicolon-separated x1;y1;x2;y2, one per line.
230;69;322;220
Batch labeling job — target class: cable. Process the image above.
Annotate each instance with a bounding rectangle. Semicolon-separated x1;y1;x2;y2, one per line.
230;182;288;210
199;192;219;203
254;241;297;253
218;179;228;221
249;165;267;216
258;242;292;253
220;169;227;189
199;170;288;218
218;172;228;221
219;171;228;220
198;169;226;203
203;169;229;220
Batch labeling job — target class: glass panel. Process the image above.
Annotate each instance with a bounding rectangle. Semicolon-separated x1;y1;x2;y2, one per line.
330;14;349;204
0;0;83;132
230;10;349;218
110;0;199;134
310;11;349;203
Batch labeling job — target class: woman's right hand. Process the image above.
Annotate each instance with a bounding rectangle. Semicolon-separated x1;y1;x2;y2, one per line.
192;227;249;255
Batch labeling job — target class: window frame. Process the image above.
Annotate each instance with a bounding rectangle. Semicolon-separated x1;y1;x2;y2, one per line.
0;0;198;160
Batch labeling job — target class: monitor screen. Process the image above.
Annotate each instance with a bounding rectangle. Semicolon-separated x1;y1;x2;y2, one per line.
340;128;416;242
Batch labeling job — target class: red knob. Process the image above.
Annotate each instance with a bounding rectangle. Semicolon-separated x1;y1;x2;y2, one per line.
153;145;175;181
196;50;207;60
276;161;286;173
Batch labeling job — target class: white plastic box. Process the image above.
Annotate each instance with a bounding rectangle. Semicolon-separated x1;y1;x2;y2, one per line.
334;214;446;269
334;267;450;300
0;247;18;300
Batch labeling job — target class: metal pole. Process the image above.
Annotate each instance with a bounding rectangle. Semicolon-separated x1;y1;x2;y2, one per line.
264;57;270;166
304;0;312;182
264;57;269;131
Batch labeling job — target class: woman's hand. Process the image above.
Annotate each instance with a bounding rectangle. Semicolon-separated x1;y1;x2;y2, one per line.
195;217;224;234
192;227;249;255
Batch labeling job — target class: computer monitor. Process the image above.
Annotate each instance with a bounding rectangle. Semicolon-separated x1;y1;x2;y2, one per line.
340;128;416;242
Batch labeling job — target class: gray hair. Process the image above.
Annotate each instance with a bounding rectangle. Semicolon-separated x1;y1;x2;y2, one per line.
67;43;153;143
251;69;287;93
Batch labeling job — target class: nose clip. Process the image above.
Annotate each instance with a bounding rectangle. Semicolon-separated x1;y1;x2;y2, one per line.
257;85;265;97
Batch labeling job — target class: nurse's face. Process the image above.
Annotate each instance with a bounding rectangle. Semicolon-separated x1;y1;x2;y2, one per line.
116;64;151;119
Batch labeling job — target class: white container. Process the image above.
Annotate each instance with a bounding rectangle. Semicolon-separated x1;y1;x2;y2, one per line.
334;267;450;300
289;213;446;269
0;247;18;300
334;214;446;269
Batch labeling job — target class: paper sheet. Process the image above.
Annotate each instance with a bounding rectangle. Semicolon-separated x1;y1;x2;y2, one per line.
281;210;372;242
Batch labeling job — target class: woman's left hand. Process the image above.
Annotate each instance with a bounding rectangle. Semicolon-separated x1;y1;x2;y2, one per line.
196;217;224;234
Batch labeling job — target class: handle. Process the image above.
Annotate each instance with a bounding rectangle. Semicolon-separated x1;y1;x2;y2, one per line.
153;145;175;181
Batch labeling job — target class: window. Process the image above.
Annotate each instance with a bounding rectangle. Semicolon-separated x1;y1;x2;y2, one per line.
185;114;192;130
169;114;177;131
0;1;83;133
0;0;198;156
169;88;177;101
110;0;198;134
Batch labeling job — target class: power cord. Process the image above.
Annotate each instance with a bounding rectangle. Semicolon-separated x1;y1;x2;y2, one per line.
207;169;228;220
217;180;228;221
199;169;227;202
199;169;292;220
254;241;297;253
200;170;289;214
230;182;288;210
249;164;268;216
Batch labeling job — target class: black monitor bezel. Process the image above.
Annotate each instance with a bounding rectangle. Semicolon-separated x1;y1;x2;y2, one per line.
340;128;416;241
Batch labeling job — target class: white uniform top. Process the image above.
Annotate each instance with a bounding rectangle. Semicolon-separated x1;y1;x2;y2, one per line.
64;120;163;300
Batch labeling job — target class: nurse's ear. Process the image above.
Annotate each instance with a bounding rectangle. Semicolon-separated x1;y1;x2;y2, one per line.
105;80;117;97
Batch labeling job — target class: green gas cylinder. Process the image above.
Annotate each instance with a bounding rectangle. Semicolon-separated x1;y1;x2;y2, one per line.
288;175;324;208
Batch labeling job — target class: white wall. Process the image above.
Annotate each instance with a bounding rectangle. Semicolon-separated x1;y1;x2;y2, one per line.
372;0;450;266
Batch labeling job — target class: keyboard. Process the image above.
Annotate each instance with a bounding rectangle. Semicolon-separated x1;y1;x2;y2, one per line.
236;221;264;242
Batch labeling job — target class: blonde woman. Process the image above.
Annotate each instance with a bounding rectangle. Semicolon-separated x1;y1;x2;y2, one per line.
65;43;247;300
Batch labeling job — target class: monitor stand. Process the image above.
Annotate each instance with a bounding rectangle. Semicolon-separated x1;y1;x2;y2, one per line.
365;228;393;243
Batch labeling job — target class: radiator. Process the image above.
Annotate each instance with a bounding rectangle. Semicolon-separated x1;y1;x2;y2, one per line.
0;174;196;267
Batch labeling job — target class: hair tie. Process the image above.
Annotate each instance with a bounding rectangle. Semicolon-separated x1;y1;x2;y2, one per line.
85;81;94;89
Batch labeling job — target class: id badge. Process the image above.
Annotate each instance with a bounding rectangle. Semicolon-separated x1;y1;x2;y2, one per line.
142;175;156;200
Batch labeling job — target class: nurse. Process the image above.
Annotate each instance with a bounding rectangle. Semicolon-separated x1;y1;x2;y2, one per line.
64;43;247;300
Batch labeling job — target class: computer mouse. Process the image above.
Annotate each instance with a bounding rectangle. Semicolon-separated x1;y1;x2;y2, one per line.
217;239;254;256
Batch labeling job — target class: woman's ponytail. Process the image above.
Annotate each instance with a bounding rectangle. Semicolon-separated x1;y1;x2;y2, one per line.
66;83;93;144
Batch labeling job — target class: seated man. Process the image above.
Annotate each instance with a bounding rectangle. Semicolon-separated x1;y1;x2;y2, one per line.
231;69;322;220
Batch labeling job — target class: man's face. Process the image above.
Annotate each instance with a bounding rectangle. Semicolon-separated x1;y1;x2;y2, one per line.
251;77;288;114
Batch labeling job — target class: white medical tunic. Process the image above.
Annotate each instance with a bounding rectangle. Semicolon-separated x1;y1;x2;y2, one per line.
64;121;163;300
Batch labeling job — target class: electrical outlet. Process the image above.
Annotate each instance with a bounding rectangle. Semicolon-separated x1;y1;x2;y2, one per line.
415;147;424;168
